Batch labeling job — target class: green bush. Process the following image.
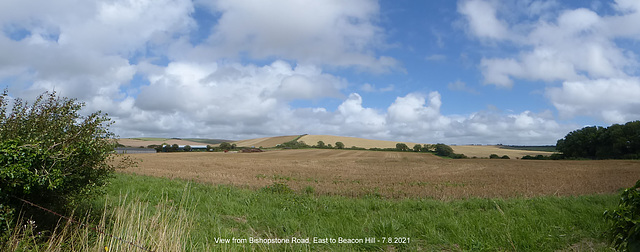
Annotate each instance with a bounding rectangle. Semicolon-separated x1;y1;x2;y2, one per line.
0;91;126;235
262;182;294;194
434;143;454;157
604;180;640;251
489;154;500;159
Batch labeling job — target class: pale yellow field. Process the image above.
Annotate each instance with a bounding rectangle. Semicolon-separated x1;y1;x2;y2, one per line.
231;135;299;148
451;145;554;158
298;135;423;149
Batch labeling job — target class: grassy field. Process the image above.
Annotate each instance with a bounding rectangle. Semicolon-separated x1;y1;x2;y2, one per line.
8;147;633;251
121;149;640;199
87;173;616;251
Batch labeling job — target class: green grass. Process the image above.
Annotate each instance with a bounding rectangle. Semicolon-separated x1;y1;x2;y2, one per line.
90;173;617;251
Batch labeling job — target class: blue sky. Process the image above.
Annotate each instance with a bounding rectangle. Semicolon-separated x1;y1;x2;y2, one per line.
1;0;639;145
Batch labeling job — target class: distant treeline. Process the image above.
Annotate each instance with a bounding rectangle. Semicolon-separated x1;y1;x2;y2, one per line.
556;120;640;159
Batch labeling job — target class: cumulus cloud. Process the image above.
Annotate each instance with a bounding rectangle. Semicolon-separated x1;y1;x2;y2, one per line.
459;0;640;122
547;78;640;123
0;0;584;145
458;0;509;39
187;0;399;72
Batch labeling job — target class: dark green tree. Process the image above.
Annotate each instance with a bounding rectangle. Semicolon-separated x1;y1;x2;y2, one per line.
557;121;640;159
335;142;345;149
184;145;191;152
396;143;409;151
316;141;326;148
413;144;422;152
434;143;454;157
219;142;232;150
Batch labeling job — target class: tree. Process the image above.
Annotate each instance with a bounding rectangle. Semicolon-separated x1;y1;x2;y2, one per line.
206;145;212;151
171;144;180;152
489;154;500;159
184;145;192;152
396;143;409;151
335;142;345;149
316;141;326;148
557;121;640;159
219;142;232;150
0;91;128;233
413;144;422;152
434;143;454;157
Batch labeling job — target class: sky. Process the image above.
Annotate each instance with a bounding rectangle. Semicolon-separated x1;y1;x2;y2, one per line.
1;0;639;145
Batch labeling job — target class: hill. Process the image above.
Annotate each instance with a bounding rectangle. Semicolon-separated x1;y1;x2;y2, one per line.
298;135;422;149
118;135;557;158
231;135;300;148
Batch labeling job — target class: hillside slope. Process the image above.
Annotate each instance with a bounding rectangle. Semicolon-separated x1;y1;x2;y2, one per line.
298;135;423;149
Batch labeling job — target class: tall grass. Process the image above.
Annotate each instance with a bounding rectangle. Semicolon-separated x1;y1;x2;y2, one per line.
4;173;618;251
3;185;195;252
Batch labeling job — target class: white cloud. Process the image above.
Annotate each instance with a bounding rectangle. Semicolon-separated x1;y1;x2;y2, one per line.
0;0;584;145
458;0;509;40
546;78;640;123
188;0;399;72
460;0;640;122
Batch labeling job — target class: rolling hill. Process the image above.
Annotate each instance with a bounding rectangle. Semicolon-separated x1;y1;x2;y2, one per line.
119;135;556;158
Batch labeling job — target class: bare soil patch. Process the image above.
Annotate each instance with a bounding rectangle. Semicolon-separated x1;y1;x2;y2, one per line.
120;149;640;199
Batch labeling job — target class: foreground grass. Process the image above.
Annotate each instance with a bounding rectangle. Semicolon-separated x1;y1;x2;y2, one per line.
86;173;615;251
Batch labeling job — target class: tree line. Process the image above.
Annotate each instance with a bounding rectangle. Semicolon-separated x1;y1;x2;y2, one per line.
556;120;640;159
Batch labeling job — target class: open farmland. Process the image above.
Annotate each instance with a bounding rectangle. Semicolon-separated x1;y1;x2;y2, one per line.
121;149;640;199
451;145;555;158
298;135;423;149
230;135;299;148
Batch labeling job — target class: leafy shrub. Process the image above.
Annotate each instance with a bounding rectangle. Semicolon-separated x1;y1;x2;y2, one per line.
489;154;500;159
434;143;454;157
262;182;294;194
335;142;345;149
395;143;409;151
0;91;127;234
304;186;315;194
501;155;510;159
448;153;467;159
604;180;640;251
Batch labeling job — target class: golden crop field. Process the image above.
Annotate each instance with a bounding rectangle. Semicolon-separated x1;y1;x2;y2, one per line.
120;149;640;199
298;135;422;149
450;145;553;158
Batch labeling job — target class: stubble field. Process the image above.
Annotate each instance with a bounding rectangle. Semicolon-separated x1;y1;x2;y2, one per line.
121;149;640;199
